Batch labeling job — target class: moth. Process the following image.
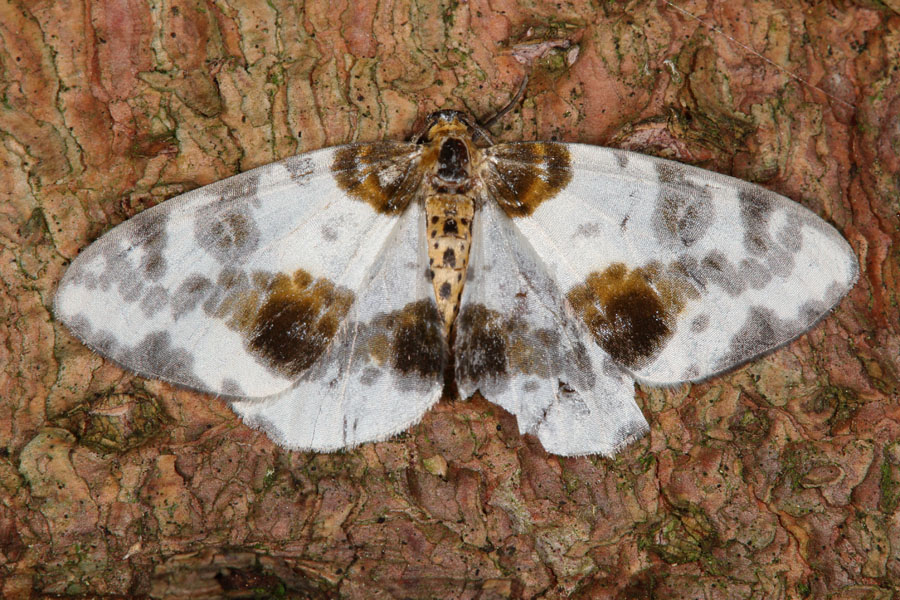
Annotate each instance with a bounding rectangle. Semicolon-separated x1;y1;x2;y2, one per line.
55;110;858;456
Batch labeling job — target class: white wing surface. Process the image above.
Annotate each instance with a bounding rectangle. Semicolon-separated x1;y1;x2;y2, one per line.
455;199;649;456
231;199;446;450
55;143;429;399
483;142;858;384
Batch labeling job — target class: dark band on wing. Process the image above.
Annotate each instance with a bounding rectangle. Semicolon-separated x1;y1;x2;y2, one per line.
567;263;693;370
385;300;446;379
354;300;447;384
455;303;594;389
455;304;508;382
481;142;573;218
332;142;423;215
188;263;446;383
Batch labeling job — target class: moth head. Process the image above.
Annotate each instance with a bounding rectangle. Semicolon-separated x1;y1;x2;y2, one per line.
413;110;493;147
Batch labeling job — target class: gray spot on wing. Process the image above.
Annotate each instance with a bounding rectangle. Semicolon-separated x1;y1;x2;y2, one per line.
141;249;167;281
221;378;244;396
61;237;111;292
183;171;263;264
172;275;214;320
691;314;710;333
118;272;146;304
344;413;362;442
236;411;283;446
716;290;846;374
675;252;761;297
63;314;94;342
203;269;252;317
777;212;804;253
766;244;795;278
798;282;848;322
613;150;630;169
124;331;204;389
321;224;338;241
574;222;602;238
62;199;175;303
738;187;774;255
127;208;171;282
90;207;170;301
718;306;797;370
653;162;715;248
682;364;701;380
671;255;707;292
98;237;147;302
282;156;314;183
561;335;596;391
700;251;745;296
739;186;799;277
206;172;262;206
739;258;772;289
91;328;120;357
141;285;169;317
79;328;204;390
194;208;261;264
359;367;382;386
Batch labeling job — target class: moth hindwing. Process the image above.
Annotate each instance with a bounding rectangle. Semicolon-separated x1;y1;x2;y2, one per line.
55;110;858;456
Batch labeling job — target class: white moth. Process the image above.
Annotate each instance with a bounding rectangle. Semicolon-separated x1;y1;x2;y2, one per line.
55;111;858;456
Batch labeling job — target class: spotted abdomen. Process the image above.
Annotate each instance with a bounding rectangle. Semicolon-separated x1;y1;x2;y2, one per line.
426;194;474;334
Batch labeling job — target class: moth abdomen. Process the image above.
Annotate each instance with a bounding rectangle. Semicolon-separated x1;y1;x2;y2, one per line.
425;194;475;335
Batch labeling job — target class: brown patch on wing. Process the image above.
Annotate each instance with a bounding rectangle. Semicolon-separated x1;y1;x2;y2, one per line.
386;300;446;379
331;142;423;215
482;142;573;218
566;263;692;369
455;304;508;382
455;303;595;391
212;269;355;378
353;300;446;383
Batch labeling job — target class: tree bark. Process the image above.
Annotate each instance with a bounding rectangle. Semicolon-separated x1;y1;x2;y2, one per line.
0;0;897;598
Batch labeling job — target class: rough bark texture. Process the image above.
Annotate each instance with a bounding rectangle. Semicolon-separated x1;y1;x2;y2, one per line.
0;1;897;598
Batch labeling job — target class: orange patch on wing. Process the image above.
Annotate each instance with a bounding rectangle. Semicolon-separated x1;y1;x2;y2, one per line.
566;263;693;369
482;142;573;218
331;142;423;215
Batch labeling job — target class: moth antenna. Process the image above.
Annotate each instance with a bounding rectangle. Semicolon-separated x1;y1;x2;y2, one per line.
480;74;530;130
661;0;855;109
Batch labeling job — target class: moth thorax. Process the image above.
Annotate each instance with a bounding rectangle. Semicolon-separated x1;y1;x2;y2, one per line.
435;138;471;189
